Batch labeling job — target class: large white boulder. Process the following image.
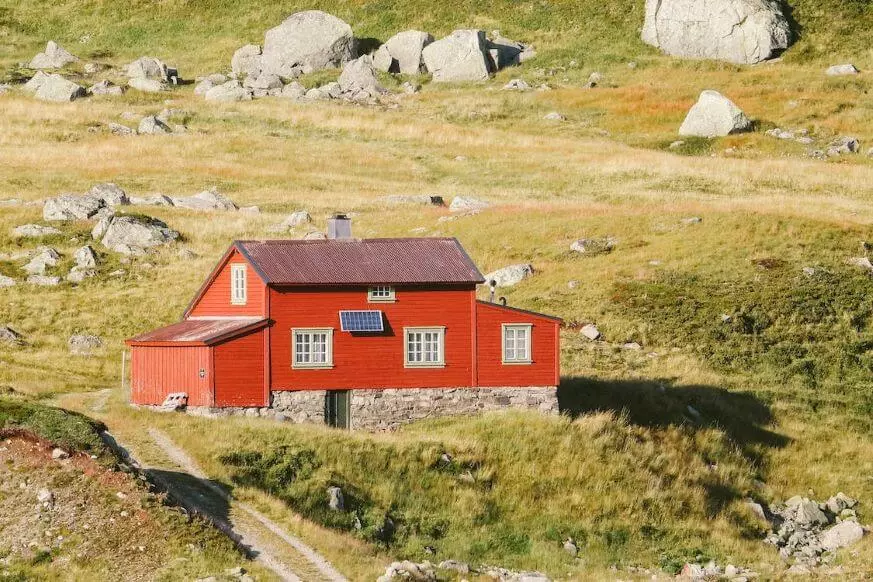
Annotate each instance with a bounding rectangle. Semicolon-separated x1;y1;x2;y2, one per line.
260;11;355;78
820;521;864;551
422;30;492;82
678;90;751;137
374;30;434;75
34;74;86;102
485;264;534;287
641;0;792;65
28;41;79;69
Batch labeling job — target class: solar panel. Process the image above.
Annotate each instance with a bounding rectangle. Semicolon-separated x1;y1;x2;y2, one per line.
339;310;384;332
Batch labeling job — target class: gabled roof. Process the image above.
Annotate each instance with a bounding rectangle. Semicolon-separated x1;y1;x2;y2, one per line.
126;318;268;346
234;238;485;286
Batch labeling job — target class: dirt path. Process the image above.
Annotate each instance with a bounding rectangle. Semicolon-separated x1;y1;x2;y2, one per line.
102;428;348;582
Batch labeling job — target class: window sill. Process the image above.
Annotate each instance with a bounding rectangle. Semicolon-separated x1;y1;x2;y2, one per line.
230;300;248;306
404;363;446;369
367;298;396;303
502;360;533;366
292;364;334;370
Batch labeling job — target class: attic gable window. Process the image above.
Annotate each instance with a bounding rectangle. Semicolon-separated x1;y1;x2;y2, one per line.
368;285;395;303
230;264;247;305
502;324;532;364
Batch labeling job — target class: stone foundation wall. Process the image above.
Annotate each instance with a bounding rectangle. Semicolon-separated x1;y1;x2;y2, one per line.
348;387;558;431
149;386;557;430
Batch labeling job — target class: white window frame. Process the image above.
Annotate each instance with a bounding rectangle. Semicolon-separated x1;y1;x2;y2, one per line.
292;328;334;369
404;327;445;368
368;285;396;303
502;324;533;365
230;264;247;305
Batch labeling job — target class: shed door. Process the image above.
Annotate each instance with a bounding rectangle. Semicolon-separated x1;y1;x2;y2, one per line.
325;390;350;429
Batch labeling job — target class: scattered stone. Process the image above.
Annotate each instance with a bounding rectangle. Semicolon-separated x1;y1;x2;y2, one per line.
34;74;86;102
274;210;312;231
13;224;61;238
400;81;420;94
37;488;54;508
543;112;565;121
570;237;616;255
44;193;104;221
67;267;97;283
422;30;491;82
51;448;69;460
847;256;873;272
679;90;751;137
669;140;686;149
681;216;702;225
97;215;180;254
89;79;124;96
68;334;102;355
205;80;253;102
232;44;263;79
562;538;578;557
825;64;859;76
337;55;385;99
327;486;344;511
260;10;355;78
74;245;98;268
0;275;15;288
641;0;792;64
29;41;78;69
108;123;135;136
88;183;129;207
239;206;260;215
449;196;489;213
584;71;602;88
23;247;61;275
747;500;767;520
374;30;434;75
172;188;238;211
177;248;199;260
126;56;174;82
138;115;172;135
83;62;109;75
484;264;534;287
377;560;436;582
27;275;60;286
503;78;530;91
280;81;307;99
622;342;642;351
0;326;24;345
827;136;860;156
128;77;167;93
580;324;601;341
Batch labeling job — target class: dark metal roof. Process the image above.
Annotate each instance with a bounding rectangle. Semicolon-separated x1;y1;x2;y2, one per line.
126;318;268;345
235;238;485;285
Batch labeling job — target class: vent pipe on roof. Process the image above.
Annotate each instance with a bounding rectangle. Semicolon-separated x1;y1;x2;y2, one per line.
328;214;352;240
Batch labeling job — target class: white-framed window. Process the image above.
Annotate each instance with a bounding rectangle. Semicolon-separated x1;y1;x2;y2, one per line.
292;328;334;369
230;264;247;305
368;285;396;302
404;327;445;368
502;324;532;364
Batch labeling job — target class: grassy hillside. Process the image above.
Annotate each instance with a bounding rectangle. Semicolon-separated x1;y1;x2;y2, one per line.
1;0;873;578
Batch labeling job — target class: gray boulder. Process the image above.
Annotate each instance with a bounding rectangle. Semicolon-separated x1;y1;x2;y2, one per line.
67;267;96;283
641;0;792;65
487;33;535;69
34;74;86;102
23;247;60;275
98;215;180;254
172;188;238;211
0;275;15;288
581;324;601;341
338;55;385;98
422;30;491;82
24;71;51;93
485;264;534;287
74;245;98;268
374;30;434;75
570;237;616;255
679;90;751;137
280;81;307;99
205;80;253;102
27;275;60;286
138;116;172;135
108;123;135;136
128;77;167;93
0;326;24;345
274;210;312;230
126;57;172;81
232;44;263;78
825;64;859;76
449;196;489;213
89;80;124;96
194;74;228;96
13;224;62;238
261;11;355;78
502;78;530;91
44;193;104;221
68;334;102;355
327;486;344;511
792;498;828;526
28;41;79;69
243;73;283;91
820;521;864;551
88;183;129;206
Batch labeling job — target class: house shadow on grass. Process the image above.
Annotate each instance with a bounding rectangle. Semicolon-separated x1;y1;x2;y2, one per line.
559;377;789;462
559;377;791;517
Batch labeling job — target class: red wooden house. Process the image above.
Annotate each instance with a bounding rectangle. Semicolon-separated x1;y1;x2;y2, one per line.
126;217;561;429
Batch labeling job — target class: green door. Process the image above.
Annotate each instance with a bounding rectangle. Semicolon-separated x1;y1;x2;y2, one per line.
325;390;350;429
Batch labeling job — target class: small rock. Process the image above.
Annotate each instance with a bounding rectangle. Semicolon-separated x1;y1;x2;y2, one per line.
622;342;642;351
680;216;702;225
543;112;565;121
108;123;135;136
0;326;24;345
825;64;860;76
89;79;124;96
0;275;16;288
37;488;54;507
51;448;69;460
13;224;61;238
669;140;685;149
327;486;344;511
847;256;873;273
74;245;98;268
679;90;751;138
563;538;578;557
138;116;172;135
569;237;615;255
503;78;530;91
28;275;60;286
580;324;601;341
68;334;102;355
449;196;489;213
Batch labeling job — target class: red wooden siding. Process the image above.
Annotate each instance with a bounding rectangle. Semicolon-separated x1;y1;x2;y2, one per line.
270;286;476;390
188;249;266;317
130;346;213;406
214;328;267;407
475;302;560;387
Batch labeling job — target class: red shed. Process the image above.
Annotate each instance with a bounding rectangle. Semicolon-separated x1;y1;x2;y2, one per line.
127;216;562;429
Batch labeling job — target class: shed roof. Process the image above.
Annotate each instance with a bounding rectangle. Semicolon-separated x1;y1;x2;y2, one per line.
126;318;268;346
235;238;485;285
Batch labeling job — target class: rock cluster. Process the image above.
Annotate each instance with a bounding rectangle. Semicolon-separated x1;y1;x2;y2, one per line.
376;560;550;582
94;215;180;255
763;493;865;567
642;0;792;65
43;183;128;221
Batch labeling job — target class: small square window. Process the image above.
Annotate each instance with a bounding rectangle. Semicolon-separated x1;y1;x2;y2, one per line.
368;286;396;302
404;327;445;368
292;328;334;369
503;324;532;364
230;264;247;305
